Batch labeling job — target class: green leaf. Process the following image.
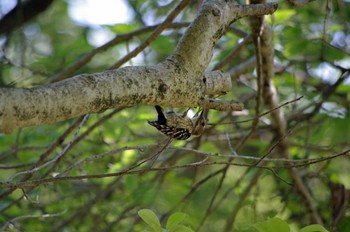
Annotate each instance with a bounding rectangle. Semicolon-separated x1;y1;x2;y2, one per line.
138;209;162;232
273;9;295;22
299;224;329;232
166;212;187;231
170;225;193;232
107;23;139;33
253;217;290;232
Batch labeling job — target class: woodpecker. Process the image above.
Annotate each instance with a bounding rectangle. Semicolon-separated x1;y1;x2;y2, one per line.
148;106;206;140
191;109;206;137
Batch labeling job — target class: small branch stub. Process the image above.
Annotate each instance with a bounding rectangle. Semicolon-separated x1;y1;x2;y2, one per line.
198;97;244;111
0;2;278;133
203;71;232;96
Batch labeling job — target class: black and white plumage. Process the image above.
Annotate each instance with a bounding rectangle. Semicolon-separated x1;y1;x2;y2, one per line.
148;105;194;140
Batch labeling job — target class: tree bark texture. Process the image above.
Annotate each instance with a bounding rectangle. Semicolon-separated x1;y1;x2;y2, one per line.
0;1;277;133
249;0;324;225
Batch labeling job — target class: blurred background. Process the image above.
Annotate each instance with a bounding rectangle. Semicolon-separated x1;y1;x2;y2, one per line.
0;0;349;231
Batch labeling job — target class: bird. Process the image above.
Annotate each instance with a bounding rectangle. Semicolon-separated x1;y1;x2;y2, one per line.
148;105;206;140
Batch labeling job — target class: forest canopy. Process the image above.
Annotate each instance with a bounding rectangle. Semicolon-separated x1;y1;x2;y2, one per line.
0;0;349;231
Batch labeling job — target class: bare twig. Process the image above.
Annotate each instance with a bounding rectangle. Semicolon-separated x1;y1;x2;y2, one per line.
208;96;303;125
213;35;252;70
0;209;67;232
49;22;190;82
226;131;238;156
7;114;89;182
109;0;192;69
57;144;157;177
1;148;349;189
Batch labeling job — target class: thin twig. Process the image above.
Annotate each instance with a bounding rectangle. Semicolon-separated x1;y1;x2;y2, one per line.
109;0;192;69
0;209;67;232
253;129;293;166
226;131;238;156
213;35;252;70
50;22;190;82
208;96;303;125
1;149;349;189
147;138;173;169
7;115;89;182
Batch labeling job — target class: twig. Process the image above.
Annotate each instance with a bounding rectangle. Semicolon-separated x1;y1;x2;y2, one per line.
147;138;173;169
161;169;223;222
7;115;89;182
1;149;349;189
198;97;244;111
253;129;293;166
50;22;190;82
21;188;39;204
213;35;252;70
208;96;303;125
0;209;67;232
57;144;156;177
226;131;238;156
109;0;192;69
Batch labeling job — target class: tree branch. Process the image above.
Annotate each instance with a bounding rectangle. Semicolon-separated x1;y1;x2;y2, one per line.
0;0;54;35
248;0;324;225
0;1;277;133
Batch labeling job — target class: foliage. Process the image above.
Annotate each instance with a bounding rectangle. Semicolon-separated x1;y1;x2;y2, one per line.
0;0;350;231
138;209;193;232
253;217;328;232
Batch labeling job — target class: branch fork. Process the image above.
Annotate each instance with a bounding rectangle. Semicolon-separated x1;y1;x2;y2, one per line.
0;1;277;133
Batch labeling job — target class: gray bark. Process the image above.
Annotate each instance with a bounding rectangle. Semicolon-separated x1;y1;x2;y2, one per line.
0;1;277;133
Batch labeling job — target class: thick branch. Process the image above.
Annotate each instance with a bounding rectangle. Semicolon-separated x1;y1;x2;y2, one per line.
0;0;54;35
0;2;277;133
171;2;277;75
249;1;324;225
